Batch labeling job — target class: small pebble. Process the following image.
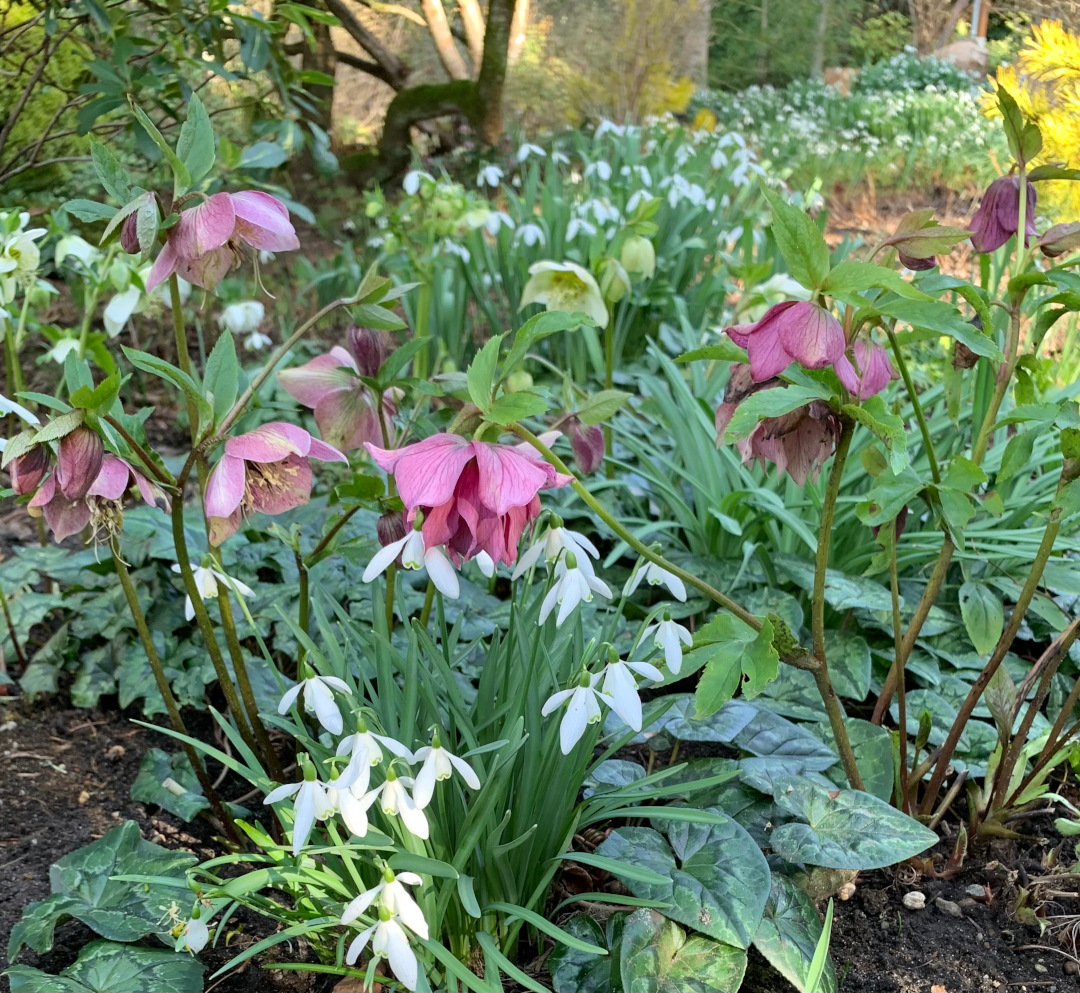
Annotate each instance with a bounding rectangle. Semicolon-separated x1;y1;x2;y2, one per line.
958;898;977;909
935;897;962;918
1065;960;1078;975
1034;963;1048;974
902;891;926;910
965;883;986;899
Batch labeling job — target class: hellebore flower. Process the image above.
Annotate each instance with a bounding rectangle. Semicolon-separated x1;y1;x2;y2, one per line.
520;261;609;329
5;444;50;496
0;217;45;299
542;670;614;754
835;339;898;401
204;422;346;545
278;673;353;735
365;434;572;567
970;175;1037;254
277;333;395;453
724;301;845;383
641;612;693;675
345;907;426;991
601;652;663;732
620;234;655;279
412;731;481;808
56;425;105;500
170;563;254;622
362;523;459;599
146;191;300;292
624;558;687;602
539;551;612;627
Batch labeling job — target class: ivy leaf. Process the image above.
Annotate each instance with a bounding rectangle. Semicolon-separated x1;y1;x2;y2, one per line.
959;581;1004;655
762;188;830;291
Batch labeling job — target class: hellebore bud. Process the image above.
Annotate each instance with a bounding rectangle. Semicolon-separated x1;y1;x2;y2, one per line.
57;425;104;500
620;234;656;279
970;176;1037;254
377;510;408;549
347;326;387;378
120;213;140;255
568;416;604;475
1038;221;1080;259
8;445;50;496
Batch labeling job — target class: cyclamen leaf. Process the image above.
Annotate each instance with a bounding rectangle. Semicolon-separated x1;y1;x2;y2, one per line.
753;874;838;993
5;940;206;993
620;909;747;993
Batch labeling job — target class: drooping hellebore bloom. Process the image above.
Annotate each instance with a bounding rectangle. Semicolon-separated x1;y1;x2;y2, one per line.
146;191;300;292
834;339;898;401
365;434;573;567
969;175;1037;255
520;260;609;329
56;425;105;500
724;300;845;383
204;422;346;545
277;332;395;453
568;416;605;475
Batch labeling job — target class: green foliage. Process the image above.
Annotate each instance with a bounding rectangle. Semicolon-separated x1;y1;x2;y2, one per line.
6;941;205;993
848;13;912;66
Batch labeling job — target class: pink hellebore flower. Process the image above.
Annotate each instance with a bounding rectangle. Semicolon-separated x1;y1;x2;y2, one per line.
834;339;898;401
724;301;845;384
204;422;346;545
364;434;573;567
29;454;164;542
146;191;300;292
969;176;1037;255
277;334;395;453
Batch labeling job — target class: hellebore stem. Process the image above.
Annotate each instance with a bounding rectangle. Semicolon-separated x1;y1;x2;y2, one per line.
886;516;910;811
510;423;761;629
884;324;940;485
102;415;174;488
296;546;310;666
111;538;239;844
75;284;100;362
305;505;362;568
810;416;864;791
168;275;202;445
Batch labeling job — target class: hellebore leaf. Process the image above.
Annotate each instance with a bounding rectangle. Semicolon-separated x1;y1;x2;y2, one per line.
959;581;1004;656
762;189;831;291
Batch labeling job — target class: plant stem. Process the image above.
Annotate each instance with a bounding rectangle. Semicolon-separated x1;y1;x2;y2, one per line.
102;415;174;487
810;417;864;791
0;579;28;670
603;305;614;469
886;518;910;810
75;286;100;361
304;505;361;568
419;579;436;627
296;547;310;665
885;324;940;484
111;539;239;844
971;303;1022;466
168;275;203;448
509;423;762;631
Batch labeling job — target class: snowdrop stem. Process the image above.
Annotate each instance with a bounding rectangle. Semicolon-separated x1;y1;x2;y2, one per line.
509;424;761;630
883;324;940;485
295;546;310;664
111;538;240;844
3;293;28;404
76;281;102;361
419;579;436;627
325;820;366;893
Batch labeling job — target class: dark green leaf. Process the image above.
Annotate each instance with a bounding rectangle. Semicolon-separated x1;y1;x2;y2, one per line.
467;334;505;412
577;389;631;426
203;331;239;426
130;748;209;821
621;909;746;993
958;581;1003;655
877;299;1003;361
7;940;205;993
485;391;547;425
89;139;131;203
62;200;118;224
762;189;830;291
753;874;838;992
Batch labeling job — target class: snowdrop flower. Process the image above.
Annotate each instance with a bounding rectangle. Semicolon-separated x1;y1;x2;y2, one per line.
512;521;599;580
356;767;429;839
624;557;687;602
477;164;503;188
484;210;515;235
412;729;481;808
539;551;612;626
170;563;254;622
601;649;662;731
641;611;692;675
218;300;265;335
264;758;349;855
54;235;102;270
515;223;545;247
584;161;612;182
402;170;433;196
0;392;39;427
336;719;415;789
565;217;597;240
595;120;626;139
362;523;460;598
542;670;614;754
626;189;651;214
244;329;273;351
342;867;428;937
440;239;471;263
176;914;209;954
278;672;353;735
345;906;425;990
475;550;495;578
551;150;570;165
103;284;143;337
517;142;545;162
326;768;375;838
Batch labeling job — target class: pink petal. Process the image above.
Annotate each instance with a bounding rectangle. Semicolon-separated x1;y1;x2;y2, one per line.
278;355;354;408
313;389;380;453
724;322;755;349
366;434;474;511
87;455;133;500
171;193;236;259
472;442;550;516
28;471;56;509
247;453;312;515
231;191;300;252
145;241;179;292
44;495;91;542
715;402;739;444
174;247;233;290
776;302;845;370
834;353;861;395
307;436;348;463
209;509;242;546
225;422;312;462
745;325;795;382
205;453;246;517
853;340;897;399
57;426;104;500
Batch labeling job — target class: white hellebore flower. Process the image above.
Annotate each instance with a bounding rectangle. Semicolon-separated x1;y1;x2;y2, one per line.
345;907;425;991
103;284;143;337
539;551;611;627
244;329;273;351
517;142;546;162
362;525;460;599
477;164;504;188
278;673;353;735
218;300;265;335
412;731;481;808
624;558;687;602
356;768;429;839
54;235;102;270
520;260;608;329
341;867;428;938
171;563;254;622
641;612;693;675
512;524;599;580
264;759;351;855
0;225;45;298
542;671;614;754
601;651;662;732
176;915;209;954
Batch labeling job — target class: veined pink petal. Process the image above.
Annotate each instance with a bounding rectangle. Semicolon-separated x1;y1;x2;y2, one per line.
366;434;474;511
28;471;56;509
208;508;242;546
44;494;91;542
777;302;845;370
174;247;233;290
307;436;348;463
57;426;104;500
472;442;550;516
205;453;246;517
171;193;236;259
852;340;897;399
225;422;312;462
247;452;313;515
231;191;300;252
745;324;794;382
313;388;381;453
87;455;133;501
145;241;180;292
329;345;359;371
723;321;755;349
834;353;861;395
278;355;355;409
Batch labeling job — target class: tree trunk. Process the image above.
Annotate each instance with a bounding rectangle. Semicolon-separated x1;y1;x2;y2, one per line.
810;0;828;78
758;0;768;85
508;0;529;63
457;0;486;72
302;18;337;132
422;0;470;80
935;0;971;49
476;0;516;146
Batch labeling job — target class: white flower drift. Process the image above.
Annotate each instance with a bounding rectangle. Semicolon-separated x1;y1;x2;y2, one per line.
171;563;254;622
341;868;427;938
601;651;662;732
515;223;545;247
484;210;515;235
542;671;615;754
278;673;353;735
512;523;600;581
345;906;425;991
641;612;693;675
362;526;459;599
264;759;355;856
623;558;687;602
412;730;481;808
355;767;429;839
538;551;611;627
175;914;209;954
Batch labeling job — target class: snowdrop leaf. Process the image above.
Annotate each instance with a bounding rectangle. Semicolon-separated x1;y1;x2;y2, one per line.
7;940;206;993
620;909;746;993
753;875;838;993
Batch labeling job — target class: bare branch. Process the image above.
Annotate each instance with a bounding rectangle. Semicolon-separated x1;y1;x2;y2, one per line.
457;0;486;70
322;0;410;89
422;0;469;80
